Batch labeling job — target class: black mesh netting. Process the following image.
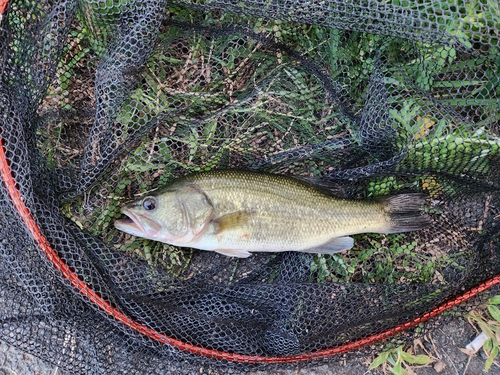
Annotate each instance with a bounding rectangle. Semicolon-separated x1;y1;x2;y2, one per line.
0;0;499;373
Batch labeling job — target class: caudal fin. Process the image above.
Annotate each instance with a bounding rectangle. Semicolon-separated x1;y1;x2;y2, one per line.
381;193;431;233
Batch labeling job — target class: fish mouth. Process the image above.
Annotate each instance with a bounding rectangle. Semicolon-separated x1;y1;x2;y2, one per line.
114;209;162;238
114;210;146;236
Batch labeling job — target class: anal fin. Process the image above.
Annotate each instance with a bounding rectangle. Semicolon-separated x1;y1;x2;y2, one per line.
215;248;252;258
301;236;354;255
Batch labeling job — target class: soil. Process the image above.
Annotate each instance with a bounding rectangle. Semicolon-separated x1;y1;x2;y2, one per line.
1;315;498;375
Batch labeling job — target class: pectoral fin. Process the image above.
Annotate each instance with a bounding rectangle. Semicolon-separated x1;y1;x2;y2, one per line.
213;211;251;234
215;248;252;258
301;236;354;255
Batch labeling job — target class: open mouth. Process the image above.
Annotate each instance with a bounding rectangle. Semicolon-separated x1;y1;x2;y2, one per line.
114;211;146;236
114;209;163;238
114;216;137;228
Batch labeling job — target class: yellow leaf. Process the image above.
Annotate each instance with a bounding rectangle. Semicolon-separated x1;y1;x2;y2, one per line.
414;116;435;140
420;176;441;197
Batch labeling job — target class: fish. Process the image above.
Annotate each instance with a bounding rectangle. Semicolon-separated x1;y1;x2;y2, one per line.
114;169;430;258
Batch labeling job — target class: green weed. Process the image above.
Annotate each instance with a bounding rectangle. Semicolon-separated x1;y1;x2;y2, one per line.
370;344;434;375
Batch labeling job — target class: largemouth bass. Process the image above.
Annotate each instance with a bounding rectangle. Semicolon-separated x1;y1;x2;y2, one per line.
114;170;430;258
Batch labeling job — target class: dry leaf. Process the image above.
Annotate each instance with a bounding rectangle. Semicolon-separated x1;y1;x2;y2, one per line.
403;363;418;375
434;360;447;373
414;338;425;351
459;347;475;356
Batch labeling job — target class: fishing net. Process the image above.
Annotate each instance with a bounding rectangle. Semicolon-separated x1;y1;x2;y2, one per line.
0;0;499;373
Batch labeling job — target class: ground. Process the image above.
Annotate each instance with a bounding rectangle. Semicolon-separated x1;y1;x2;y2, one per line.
0;315;498;375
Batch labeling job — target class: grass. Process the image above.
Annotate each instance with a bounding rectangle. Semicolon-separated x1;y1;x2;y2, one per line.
32;1;499;285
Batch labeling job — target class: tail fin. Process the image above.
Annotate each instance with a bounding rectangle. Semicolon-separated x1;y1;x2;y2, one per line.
380;193;431;234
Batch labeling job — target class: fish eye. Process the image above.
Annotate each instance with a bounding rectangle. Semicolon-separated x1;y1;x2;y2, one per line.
142;197;157;211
